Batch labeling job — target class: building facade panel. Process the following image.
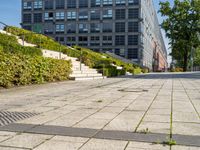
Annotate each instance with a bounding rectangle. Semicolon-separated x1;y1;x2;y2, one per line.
22;0;167;71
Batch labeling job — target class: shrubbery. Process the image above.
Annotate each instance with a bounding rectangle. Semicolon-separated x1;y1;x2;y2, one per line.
5;26;142;76
0;51;72;88
0;33;42;56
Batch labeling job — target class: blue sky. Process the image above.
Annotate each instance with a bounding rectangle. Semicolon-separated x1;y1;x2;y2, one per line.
0;0;173;62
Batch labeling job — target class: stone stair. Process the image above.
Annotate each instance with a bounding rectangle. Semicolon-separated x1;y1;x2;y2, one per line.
0;29;105;81
42;50;105;81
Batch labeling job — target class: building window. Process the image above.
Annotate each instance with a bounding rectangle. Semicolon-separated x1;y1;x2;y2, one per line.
115;48;125;56
103;23;112;32
79;23;88;33
91;10;100;20
128;8;139;19
67;0;76;8
103;9;112;19
91;0;101;7
56;12;65;20
23;2;32;10
115;22;125;32
67;37;76;42
45;12;54;21
55;37;65;42
116;9;126;20
67;23;76;33
128;22;138;32
23;14;32;23
102;43;112;46
45;0;53;9
34;0;43;9
103;36;112;41
128;0;139;5
103;36;112;46
67;11;76;20
115;35;125;46
79;36;88;42
103;0;112;6
128;48;138;59
128;35;138;45
79;0;88;8
79;10;88;20
90;23;100;33
56;24;65;33
34;13;42;23
56;0;65;9
116;0;126;6
91;36;100;41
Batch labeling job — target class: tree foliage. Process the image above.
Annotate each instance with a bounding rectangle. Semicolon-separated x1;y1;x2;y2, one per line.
159;0;200;71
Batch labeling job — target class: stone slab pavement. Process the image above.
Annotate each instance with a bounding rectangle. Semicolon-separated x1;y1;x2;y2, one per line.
0;72;199;149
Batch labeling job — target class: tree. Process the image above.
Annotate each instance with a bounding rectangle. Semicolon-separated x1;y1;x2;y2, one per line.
159;0;200;71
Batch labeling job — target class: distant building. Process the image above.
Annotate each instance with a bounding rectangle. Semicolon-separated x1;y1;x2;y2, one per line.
21;0;167;71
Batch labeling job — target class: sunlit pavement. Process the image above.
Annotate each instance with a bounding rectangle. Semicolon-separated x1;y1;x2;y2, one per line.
0;72;199;150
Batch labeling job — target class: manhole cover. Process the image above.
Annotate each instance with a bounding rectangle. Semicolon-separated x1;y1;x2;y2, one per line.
118;88;148;93
0;111;39;127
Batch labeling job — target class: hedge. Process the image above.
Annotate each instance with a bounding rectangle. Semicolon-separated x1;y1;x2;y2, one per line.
0;52;72;88
0;33;42;56
5;26;142;76
98;66;126;77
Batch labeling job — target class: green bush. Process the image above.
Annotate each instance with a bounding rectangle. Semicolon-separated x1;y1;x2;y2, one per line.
98;66;126;77
142;68;149;73
133;67;142;75
5;26;142;77
0;33;42;56
0;52;72;88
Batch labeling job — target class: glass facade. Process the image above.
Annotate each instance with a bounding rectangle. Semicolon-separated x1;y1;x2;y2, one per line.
34;0;43;9
34;13;42;22
67;0;76;8
56;0;65;9
91;23;100;33
91;0;101;7
24;0;169;64
116;9;126;20
23;2;32;10
67;11;76;20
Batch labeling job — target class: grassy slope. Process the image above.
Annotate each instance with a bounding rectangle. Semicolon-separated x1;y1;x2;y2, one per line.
0;31;72;88
5;26;142;75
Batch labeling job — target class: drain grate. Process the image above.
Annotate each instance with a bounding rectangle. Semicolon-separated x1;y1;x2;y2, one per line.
0;111;39;127
118;88;148;93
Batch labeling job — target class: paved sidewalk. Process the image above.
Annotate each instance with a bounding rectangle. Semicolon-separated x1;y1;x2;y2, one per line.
0;72;199;150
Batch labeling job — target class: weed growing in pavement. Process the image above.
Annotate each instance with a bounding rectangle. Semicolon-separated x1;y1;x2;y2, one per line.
138;128;150;134
97;100;103;103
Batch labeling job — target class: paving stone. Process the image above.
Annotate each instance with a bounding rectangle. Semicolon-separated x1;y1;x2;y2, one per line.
103;118;139;131
74;118;110;129
173;112;200;123
171;145;200;150
0;133;52;149
80;138;128;150
0;147;27;150
137;122;170;134
147;108;171;115
89;112;118;120
52;136;88;143
143;114;170;123
173;122;200;136
34;136;88;150
0;131;16;142
126;141;169;150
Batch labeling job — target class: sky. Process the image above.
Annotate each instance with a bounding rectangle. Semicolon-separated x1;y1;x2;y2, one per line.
0;0;173;63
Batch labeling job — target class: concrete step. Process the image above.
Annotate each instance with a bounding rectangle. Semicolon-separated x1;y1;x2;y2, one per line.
73;70;98;74
70;73;102;77
70;76;106;81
